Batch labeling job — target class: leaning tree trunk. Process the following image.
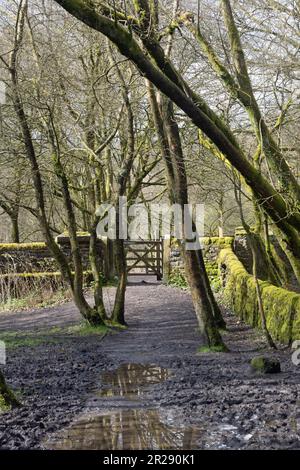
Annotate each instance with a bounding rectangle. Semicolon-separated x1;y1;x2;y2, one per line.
7;2;103;326
0;370;20;409
271;224;300;288
161;95;227;336
251;244;277;349
235;185;277;348
109;51;135;326
51;145;104;327
147;82;227;347
196;247;227;330
183;249;227;349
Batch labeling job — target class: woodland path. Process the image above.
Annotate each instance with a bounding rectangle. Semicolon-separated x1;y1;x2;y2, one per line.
0;278;299;449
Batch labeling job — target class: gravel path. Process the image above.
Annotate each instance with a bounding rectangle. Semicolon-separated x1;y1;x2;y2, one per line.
0;279;299;449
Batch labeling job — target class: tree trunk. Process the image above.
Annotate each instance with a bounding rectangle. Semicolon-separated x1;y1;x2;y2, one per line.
218;196;224;238
0;370;20;409
109;50;135;326
10;215;20;244
251;241;277;349
146;81;227;346
272;224;300;287
89;222;107;321
263;220;289;287
52;154;104;326
111;239;127;326
221;0;300;203
183;249;227;349
235;185;277;348
161;96;227;334
196;246;227;330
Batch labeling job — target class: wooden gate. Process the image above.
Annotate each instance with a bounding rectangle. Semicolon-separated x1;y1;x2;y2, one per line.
125;239;163;280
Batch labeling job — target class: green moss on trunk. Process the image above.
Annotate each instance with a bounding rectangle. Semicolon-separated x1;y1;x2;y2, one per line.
0;370;20;411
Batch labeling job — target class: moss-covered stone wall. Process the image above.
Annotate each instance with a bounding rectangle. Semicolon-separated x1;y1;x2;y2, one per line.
168;237;233;291
0;243;56;274
233;227;299;292
219;247;300;344
0;235;104;275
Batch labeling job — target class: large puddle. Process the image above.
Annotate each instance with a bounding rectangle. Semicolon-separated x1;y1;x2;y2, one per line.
46;409;201;450
44;362;289;449
44;363;243;450
45;363;203;450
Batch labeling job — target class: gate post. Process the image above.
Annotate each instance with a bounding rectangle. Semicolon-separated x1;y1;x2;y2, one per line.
156;240;162;281
99;236;115;280
162;236;171;284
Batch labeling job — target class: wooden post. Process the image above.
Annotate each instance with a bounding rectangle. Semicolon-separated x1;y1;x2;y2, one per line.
162;236;171;284
156;240;162;281
99;236;115;281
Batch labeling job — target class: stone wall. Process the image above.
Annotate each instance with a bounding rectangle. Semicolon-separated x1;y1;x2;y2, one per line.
56;234;105;275
2;231;294;290
233;233;253;274
169;237;234;272
219;247;300;344
0;235;235;286
0;234;105;276
164;237;234;289
233;228;299;292
0;243;55;274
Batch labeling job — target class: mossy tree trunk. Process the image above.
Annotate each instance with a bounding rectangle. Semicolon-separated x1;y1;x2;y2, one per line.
183;248;227;348
0;204;20;244
250;200;282;286
220;0;300;204
0;370;20;409
89;220;107;321
50;130;104;326
111;237;127;326
110;49;135;326
234;185;276;348
6;0;103;326
271;224;300;288
161;96;227;343
185;0;300;204
251;245;277;349
147;76;227;346
184;0;300;287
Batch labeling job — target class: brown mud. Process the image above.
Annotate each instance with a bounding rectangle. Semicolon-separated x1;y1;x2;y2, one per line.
0;278;299;449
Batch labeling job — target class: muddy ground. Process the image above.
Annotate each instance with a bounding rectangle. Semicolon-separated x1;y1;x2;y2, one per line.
0;279;299;450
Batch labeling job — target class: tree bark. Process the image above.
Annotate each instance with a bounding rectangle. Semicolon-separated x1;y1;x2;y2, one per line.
109;49;135;326
0;370;20;409
7;0;102;326
89;220;107;321
51;147;104;326
147;81;227;344
10;214;20;244
111;238;127;325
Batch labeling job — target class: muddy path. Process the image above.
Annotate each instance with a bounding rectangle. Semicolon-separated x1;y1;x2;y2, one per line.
0;279;299;450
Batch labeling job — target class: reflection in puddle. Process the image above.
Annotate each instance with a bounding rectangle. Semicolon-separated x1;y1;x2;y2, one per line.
46;408;201;450
99;363;171;398
45;363;192;450
45;363;243;450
